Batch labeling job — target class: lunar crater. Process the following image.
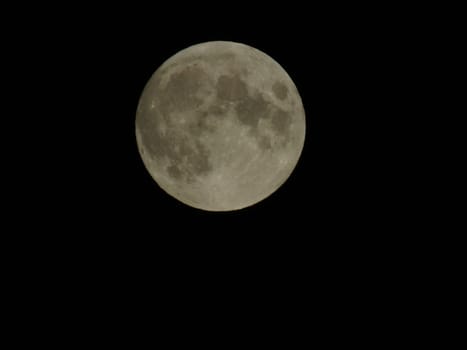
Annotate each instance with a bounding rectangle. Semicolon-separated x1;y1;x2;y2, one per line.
272;81;288;100
216;74;249;102
160;65;211;112
270;109;292;136
235;92;270;129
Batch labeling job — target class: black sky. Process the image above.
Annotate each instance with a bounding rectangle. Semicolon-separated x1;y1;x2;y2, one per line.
5;5;434;338
16;4;408;268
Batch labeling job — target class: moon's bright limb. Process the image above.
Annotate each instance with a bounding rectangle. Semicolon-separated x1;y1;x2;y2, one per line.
136;41;306;211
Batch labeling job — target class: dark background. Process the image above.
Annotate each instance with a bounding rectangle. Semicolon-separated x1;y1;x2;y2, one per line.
15;4;410;260
5;3;440;342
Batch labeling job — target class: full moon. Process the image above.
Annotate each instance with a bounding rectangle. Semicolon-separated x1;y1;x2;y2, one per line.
136;41;306;211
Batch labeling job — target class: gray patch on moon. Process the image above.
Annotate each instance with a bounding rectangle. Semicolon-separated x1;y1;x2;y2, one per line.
136;111;214;185
159;133;213;184
136;62;218;184
160;65;208;113
187;111;209;136
258;135;272;150
137;108;167;159
271;109;292;136
235;92;270;129
158;51;236;82
216;74;249;102
233;87;293;151
272;81;288;100
172;140;213;183
167;164;183;180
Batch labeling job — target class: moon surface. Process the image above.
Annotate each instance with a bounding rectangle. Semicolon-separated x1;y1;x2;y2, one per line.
136;41;306;211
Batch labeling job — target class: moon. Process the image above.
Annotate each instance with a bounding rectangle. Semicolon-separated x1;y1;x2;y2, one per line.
135;41;306;211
